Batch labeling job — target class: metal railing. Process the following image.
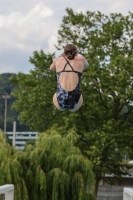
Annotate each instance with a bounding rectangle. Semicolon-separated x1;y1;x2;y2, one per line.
0;185;14;200
123;188;133;200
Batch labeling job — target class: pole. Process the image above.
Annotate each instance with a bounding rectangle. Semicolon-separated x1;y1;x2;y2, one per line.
12;121;16;147
4;97;7;133
2;94;10;133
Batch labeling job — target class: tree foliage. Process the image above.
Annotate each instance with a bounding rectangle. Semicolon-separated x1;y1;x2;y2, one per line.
0;73;30;131
10;8;133;197
11;51;57;132
0;130;95;200
57;7;133;178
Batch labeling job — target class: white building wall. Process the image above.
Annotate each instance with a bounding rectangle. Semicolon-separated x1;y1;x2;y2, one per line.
6;132;38;150
0;184;14;200
123;188;133;200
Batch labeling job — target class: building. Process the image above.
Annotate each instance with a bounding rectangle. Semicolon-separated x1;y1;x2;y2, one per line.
97;170;133;200
6;132;38;150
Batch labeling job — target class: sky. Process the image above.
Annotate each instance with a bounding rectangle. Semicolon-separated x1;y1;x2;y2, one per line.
0;0;133;74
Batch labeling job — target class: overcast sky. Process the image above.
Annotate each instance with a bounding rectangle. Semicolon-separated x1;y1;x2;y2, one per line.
0;0;133;74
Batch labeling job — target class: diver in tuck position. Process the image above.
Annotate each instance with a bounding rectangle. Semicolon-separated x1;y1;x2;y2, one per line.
50;44;89;112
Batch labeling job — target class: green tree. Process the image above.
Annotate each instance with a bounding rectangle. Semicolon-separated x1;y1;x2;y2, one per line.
0;73;30;131
11;51;57;132
0;130;95;200
0;131;29;200
10;9;133;198
56;8;133;193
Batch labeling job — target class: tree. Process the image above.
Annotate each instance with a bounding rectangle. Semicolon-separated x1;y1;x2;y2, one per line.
0;73;30;131
0;131;29;200
10;51;58;132
0;130;95;200
10;9;133;198
56;8;133;193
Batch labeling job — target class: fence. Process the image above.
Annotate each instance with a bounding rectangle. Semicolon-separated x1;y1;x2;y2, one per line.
0;185;14;200
97;186;124;200
123;188;133;200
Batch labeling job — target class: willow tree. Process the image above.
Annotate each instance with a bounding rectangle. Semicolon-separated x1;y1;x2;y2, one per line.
35;129;95;200
0;131;29;200
10;8;133;197
0;130;95;200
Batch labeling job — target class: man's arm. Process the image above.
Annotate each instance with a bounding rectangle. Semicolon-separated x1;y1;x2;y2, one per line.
50;59;56;71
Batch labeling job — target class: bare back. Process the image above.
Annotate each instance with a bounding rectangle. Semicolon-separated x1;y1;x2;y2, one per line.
50;55;88;91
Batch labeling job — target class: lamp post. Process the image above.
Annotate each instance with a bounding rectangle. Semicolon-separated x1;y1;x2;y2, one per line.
2;94;10;133
12;121;16;146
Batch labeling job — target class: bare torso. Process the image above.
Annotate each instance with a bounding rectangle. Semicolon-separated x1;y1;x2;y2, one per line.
50;55;88;91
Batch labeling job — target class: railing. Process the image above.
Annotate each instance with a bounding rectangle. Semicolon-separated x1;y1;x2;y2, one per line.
0;185;14;200
123;188;133;200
